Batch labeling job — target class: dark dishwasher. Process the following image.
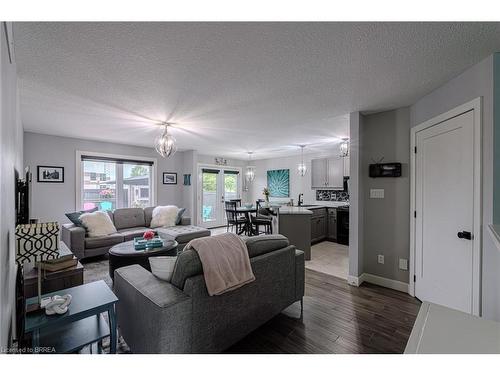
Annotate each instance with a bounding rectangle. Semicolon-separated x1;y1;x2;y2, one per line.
336;206;349;245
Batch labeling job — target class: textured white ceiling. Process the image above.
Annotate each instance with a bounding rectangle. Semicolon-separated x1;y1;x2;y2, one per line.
13;22;500;159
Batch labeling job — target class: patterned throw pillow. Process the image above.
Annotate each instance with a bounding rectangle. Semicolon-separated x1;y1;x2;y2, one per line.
65;207;98;227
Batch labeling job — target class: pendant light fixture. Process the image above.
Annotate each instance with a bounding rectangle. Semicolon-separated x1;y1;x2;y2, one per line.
297;145;307;177
340;138;349;158
245;152;256;182
154;122;177;158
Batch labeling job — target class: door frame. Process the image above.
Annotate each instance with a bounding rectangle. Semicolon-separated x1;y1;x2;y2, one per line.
196;163;243;228
409;97;482;316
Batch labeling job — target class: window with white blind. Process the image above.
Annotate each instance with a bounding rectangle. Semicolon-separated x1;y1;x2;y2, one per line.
76;152;157;211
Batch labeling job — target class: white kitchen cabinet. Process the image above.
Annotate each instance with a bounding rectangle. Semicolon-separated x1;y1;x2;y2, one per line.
311;157;344;189
343;156;350;177
311;158;328;188
327;157;343;189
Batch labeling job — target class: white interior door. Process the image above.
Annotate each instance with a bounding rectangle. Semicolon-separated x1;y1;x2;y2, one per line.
414;109;478;314
199;167;241;228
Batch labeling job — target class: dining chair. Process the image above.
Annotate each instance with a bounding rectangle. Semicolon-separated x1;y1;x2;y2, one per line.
224;201;248;234
251;200;273;235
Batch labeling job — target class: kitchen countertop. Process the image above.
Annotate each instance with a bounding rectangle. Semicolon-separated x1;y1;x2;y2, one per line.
277;202;349;215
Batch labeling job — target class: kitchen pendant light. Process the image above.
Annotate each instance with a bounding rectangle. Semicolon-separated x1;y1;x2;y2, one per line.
297;145;307;177
245;152;256;182
340;138;349;158
155;122;177;158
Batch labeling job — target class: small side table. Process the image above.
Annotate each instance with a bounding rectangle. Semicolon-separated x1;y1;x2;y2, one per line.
25;280;118;354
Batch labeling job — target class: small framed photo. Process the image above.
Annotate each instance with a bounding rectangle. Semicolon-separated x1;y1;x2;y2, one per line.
163;172;177;185
37;166;64;183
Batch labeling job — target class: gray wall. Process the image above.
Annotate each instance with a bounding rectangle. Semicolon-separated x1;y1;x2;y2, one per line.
24;132;185;225
410;54;500;320
248;150;343;205
0;23;24;347
361;108;410;283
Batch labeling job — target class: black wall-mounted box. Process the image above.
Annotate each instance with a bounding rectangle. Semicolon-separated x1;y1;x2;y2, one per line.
369;162;402;178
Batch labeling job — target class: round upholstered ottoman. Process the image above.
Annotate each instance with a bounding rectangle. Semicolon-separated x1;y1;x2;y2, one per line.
108;239;178;280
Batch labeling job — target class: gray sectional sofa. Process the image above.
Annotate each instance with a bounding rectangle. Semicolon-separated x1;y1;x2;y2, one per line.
62;207;210;259
114;234;305;353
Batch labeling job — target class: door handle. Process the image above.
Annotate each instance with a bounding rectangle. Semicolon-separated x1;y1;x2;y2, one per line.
457;231;472;240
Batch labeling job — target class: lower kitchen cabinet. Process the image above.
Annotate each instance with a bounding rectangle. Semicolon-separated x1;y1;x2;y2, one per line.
310;208;327;244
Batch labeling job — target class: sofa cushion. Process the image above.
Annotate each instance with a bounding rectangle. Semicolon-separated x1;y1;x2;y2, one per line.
84;233;124;249
157;225;210;244
113;208;146;230
244;234;290;258
117;227;151;241
169;234;288;290
144;206;155;227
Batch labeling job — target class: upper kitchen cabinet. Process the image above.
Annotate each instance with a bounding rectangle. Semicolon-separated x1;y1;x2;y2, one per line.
343;156;350;177
327;157;343;189
311;157;344;189
311;158;328;188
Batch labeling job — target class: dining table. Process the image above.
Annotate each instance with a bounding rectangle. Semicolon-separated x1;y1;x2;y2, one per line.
232;204;281;236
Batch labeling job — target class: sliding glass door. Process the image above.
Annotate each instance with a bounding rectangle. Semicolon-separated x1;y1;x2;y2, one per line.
199;167;241;228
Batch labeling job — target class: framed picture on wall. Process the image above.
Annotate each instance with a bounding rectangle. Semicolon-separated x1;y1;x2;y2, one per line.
37;166;64;183
163;172;177;185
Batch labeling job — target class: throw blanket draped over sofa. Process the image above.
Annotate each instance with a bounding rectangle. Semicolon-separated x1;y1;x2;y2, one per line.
185;233;255;296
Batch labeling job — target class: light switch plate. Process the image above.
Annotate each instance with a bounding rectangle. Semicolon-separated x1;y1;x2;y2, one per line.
370;189;385;199
399;258;408;270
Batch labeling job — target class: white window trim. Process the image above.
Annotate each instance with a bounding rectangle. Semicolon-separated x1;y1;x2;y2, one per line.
75;150;157;210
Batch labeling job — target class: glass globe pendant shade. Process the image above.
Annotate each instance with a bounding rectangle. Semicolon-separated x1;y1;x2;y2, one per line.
340;139;349;157
155;124;177;158
297;163;307;177
246;166;255;182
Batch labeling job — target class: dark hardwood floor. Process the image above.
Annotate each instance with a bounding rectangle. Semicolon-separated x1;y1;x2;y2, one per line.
227;269;421;354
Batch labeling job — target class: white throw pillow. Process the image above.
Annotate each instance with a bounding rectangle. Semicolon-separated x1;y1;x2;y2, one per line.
149;256;177;282
150;205;179;228
80;211;117;237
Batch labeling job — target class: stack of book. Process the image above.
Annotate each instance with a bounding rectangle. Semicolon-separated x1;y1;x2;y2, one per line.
39;245;78;272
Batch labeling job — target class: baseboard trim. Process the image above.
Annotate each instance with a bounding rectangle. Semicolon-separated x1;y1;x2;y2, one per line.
360;273;409;293
347;274;363;287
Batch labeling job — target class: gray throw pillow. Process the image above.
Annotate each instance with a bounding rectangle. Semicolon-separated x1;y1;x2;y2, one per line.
65;207;98;227
175;208;186;225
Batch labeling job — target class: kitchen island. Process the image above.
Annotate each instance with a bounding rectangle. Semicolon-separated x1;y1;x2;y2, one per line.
276;202;349;260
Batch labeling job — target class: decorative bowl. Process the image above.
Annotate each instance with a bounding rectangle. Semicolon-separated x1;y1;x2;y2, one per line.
244;203;253;209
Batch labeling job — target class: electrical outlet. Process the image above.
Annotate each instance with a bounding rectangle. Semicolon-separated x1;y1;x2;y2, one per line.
377;254;384;264
399;258;408;270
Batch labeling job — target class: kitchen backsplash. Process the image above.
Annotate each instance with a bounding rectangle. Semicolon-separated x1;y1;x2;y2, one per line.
316;190;349;202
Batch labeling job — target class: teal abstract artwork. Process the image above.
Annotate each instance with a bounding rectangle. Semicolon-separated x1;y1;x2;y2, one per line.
267;169;290;197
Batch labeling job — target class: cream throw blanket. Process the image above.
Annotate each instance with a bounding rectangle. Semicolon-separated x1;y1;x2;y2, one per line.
185;233;255;296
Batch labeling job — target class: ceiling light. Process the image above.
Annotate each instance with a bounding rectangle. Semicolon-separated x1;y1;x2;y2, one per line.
297;145;307;177
246;152;255;182
340;138;349;158
155;122;177;158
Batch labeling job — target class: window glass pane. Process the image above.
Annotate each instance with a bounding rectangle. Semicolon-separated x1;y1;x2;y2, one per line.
122;163;152;208
224;173;238;201
82;161;116;210
202;172;217;223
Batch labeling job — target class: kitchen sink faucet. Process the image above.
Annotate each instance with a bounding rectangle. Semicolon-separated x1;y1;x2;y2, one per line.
298;193;304;207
